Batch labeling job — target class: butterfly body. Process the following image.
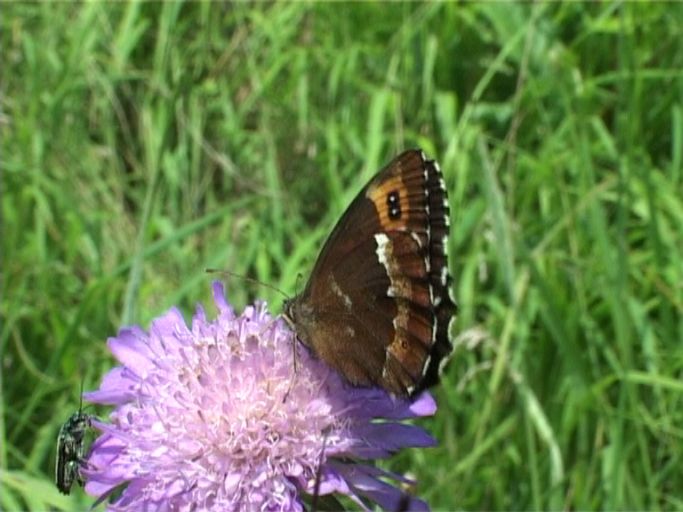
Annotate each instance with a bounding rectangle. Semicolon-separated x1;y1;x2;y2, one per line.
284;149;456;397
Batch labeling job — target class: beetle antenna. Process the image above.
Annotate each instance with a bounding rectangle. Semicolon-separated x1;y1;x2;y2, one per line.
78;376;84;414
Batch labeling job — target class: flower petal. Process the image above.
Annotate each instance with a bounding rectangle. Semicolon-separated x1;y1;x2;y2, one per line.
350;422;437;456
107;328;156;378
335;463;430;512
212;281;234;318
84;367;138;404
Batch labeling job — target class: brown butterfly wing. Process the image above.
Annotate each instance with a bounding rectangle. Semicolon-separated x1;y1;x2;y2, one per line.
285;150;456;396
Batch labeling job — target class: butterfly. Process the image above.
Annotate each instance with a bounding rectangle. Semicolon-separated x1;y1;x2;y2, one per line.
283;149;456;397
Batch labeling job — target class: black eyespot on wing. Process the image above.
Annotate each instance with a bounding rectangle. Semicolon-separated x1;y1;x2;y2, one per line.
387;190;402;220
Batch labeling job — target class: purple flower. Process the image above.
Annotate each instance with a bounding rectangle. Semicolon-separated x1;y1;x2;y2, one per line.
83;282;437;511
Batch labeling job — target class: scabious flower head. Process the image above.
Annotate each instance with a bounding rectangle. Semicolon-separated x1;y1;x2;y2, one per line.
83;282;437;511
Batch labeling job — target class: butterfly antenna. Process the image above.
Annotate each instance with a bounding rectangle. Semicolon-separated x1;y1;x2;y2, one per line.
205;268;289;299
294;272;304;296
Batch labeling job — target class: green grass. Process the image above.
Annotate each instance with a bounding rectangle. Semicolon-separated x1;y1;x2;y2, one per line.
2;2;683;510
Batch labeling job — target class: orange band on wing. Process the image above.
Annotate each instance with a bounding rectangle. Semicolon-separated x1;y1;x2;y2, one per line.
365;176;409;231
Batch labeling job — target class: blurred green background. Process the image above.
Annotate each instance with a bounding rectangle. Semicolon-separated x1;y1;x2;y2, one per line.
2;2;682;510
